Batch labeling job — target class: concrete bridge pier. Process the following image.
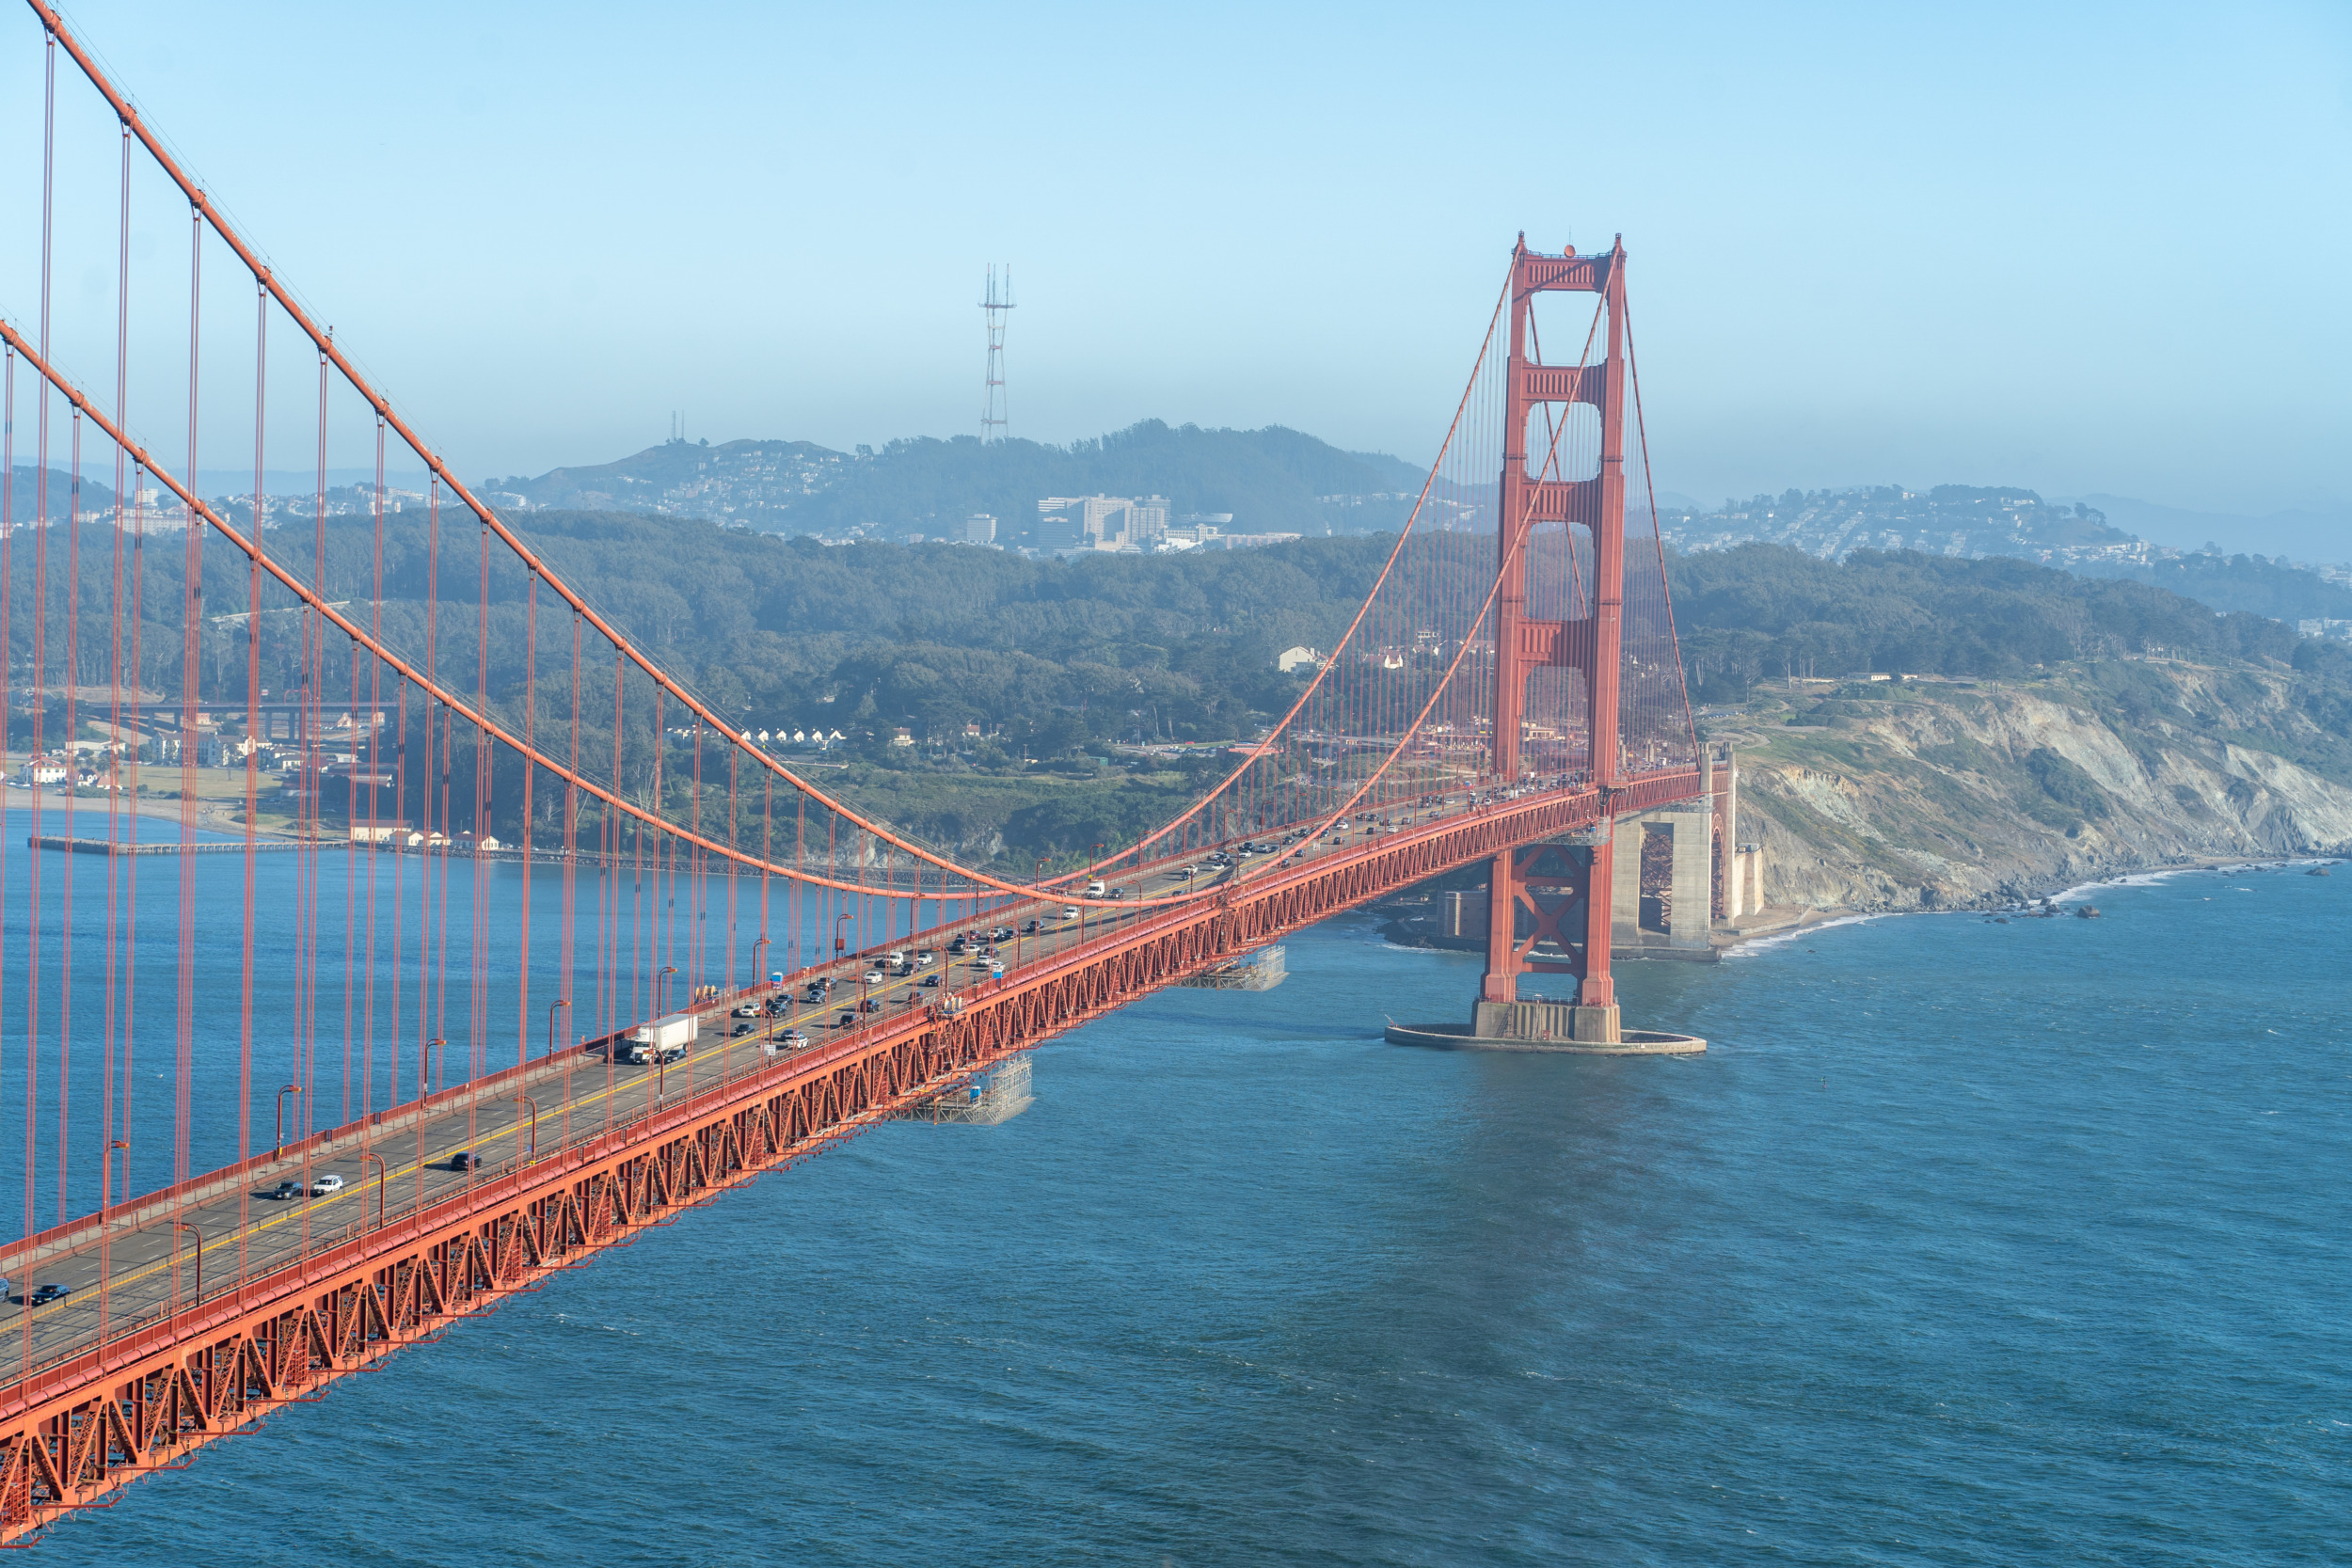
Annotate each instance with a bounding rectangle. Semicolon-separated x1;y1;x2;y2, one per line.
1385;814;1706;1056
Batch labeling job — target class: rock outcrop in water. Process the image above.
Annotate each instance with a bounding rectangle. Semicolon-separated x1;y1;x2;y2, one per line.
1714;660;2352;913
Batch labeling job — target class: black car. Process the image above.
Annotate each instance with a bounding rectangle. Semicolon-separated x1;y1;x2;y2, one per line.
1022;920;1041;934
731;1022;753;1037
269;1180;300;1200
451;1151;483;1172
921;974;941;988
28;1284;71;1306
858;998;882;1013
836;1011;856;1028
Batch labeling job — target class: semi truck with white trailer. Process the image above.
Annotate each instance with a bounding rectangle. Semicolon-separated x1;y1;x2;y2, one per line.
625;1012;698;1065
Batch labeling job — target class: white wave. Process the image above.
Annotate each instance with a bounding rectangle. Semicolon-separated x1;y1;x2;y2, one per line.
2048;857;2331;905
1724;913;1878;958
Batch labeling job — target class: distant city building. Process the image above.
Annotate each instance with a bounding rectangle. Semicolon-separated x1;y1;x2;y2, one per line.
1036;494;1173;552
1276;645;1325;673
1165;512;1232;547
954;513;998;546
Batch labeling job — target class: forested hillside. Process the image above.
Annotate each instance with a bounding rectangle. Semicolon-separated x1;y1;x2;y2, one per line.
13;506;2352;864
1670;545;2312;695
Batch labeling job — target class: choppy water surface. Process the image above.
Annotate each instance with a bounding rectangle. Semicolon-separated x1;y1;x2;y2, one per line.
50;865;2352;1565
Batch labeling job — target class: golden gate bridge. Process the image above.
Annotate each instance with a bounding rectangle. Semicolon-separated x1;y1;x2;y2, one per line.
0;0;1705;1539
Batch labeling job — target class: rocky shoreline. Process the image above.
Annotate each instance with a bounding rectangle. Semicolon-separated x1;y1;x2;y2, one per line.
1714;663;2352;920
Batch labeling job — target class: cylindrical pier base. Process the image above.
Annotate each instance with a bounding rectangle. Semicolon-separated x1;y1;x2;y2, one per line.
1384;1020;1705;1055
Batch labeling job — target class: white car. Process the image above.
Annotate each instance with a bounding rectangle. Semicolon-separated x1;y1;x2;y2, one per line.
863;969;886;986
310;1173;345;1196
1061;906;1081;920
733;1004;761;1018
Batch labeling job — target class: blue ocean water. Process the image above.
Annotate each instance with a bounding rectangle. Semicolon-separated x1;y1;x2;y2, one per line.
40;863;2352;1565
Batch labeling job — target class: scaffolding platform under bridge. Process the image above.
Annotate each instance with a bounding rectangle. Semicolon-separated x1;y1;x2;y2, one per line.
1177;945;1288;991
895;1056;1034;1126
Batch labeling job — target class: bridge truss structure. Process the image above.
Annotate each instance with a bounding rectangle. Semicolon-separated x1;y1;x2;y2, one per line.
0;0;1700;1541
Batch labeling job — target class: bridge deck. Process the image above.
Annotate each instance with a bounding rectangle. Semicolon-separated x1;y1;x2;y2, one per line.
0;770;1700;1535
0;784;1535;1383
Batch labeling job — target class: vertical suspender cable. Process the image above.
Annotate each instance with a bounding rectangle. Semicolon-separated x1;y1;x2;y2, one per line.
61;409;81;1224
518;573;538;1087
29;23;56;1276
238;278;264;1303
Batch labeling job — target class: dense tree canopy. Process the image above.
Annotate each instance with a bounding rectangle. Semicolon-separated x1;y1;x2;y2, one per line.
14;506;2351;861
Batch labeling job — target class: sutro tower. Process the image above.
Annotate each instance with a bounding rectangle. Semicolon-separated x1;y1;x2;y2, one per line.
980;264;1014;441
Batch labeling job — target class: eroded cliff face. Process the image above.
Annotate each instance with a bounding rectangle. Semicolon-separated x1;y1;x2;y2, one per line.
1720;662;2352;913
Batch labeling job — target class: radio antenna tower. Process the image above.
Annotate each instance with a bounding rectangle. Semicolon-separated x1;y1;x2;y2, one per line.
980;264;1014;441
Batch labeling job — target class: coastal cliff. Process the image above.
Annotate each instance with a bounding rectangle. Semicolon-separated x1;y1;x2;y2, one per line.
1715;659;2352;914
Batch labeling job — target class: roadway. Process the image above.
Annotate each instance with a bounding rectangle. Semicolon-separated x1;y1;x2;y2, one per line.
0;788;1511;1383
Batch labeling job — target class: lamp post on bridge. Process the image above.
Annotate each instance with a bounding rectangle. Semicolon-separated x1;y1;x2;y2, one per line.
751;935;770;992
360;1151;386;1232
173;1220;202;1310
1089;843;1104;940
274;1085;303;1155
422;1038;445;1099
546;998;569;1060
655;968;678;1100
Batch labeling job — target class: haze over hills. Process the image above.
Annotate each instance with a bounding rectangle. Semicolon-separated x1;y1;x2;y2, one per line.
463;427;2352;638
2058;492;2352;564
478;421;1430;546
23;416;2340;639
1660;484;2352;634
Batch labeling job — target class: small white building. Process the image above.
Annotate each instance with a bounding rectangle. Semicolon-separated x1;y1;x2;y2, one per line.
1276;646;1325;674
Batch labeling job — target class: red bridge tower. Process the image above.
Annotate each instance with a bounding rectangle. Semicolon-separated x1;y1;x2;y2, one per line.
1478;236;1629;1046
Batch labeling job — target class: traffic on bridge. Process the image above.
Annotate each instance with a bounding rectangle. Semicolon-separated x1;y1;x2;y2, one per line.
0;0;1700;1539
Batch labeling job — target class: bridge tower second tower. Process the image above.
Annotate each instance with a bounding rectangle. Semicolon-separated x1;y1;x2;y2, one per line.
1480;235;1629;1047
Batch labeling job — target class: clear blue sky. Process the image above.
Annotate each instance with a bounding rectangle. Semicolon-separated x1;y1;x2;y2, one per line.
4;0;2347;521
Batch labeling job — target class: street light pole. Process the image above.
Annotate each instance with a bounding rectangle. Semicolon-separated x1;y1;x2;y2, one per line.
1033;857;1049;962
360;1152;387;1231
422;1037;445;1099
275;1085;304;1153
1089;843;1104;939
546;998;570;1060
173;1220;202;1309
656;965;678;1019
